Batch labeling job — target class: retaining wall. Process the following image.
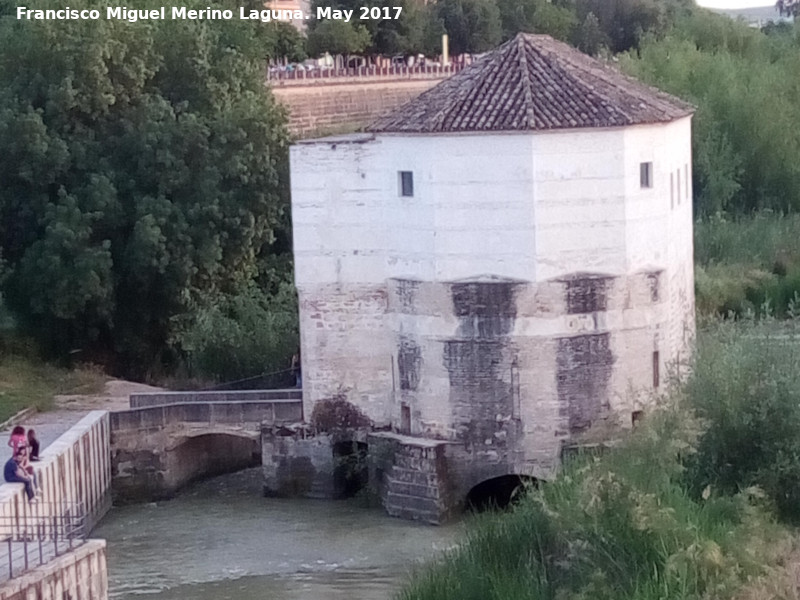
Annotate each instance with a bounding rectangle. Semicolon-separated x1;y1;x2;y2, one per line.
0;540;106;600
272;78;442;138
112;401;303;430
0;411;112;537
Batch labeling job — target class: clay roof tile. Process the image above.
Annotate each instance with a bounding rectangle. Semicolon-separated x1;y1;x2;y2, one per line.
369;33;693;134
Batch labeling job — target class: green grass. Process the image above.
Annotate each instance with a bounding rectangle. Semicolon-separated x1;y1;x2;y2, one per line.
398;403;791;600
695;213;800;317
0;355;106;423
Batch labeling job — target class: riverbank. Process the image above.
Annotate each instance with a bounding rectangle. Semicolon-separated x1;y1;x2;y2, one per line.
400;320;800;599
695;212;800;317
0;354;106;422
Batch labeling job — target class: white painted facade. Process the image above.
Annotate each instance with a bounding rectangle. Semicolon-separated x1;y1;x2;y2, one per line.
291;116;694;477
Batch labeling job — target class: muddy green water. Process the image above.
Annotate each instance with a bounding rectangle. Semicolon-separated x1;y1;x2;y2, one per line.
93;469;462;599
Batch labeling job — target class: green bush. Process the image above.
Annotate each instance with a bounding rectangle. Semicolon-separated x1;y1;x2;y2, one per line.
399;403;790;600
694;213;800;317
684;319;800;523
175;283;298;383
621;12;800;215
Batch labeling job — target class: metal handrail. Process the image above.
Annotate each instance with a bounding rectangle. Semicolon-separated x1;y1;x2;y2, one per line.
0;501;86;580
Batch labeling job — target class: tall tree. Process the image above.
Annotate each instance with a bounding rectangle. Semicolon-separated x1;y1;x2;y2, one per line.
0;0;291;375
306;18;371;57
496;0;577;42
435;0;503;54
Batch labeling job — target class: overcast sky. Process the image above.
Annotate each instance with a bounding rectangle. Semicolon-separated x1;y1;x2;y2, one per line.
696;0;776;8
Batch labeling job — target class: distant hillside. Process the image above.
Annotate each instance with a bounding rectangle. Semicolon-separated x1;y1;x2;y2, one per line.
707;4;792;24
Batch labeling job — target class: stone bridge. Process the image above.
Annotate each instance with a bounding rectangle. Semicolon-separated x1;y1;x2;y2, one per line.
110;390;302;502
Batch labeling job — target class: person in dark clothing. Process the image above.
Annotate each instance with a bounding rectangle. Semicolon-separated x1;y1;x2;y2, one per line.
4;451;36;502
291;348;302;389
27;429;40;461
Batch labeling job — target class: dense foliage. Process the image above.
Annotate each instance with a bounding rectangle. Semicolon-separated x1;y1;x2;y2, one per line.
305;0;695;59
0;0;294;377
694;213;800;317
400;392;792;600
684;319;800;523
621;10;800;215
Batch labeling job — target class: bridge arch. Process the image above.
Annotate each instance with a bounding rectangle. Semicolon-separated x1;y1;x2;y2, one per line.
164;430;262;492
465;474;538;512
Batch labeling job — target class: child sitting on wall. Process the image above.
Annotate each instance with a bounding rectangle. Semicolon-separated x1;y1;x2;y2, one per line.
27;429;40;462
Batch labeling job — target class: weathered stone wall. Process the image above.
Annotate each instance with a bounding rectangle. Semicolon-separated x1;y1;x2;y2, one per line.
272;79;443;138
110;401;302;502
368;433;455;524
262;434;336;499
0;411;112;537
0;540;107;600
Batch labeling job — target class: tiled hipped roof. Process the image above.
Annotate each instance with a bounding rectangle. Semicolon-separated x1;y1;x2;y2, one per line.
369;34;693;133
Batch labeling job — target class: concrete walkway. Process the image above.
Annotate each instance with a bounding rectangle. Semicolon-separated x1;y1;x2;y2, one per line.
1;380;162;451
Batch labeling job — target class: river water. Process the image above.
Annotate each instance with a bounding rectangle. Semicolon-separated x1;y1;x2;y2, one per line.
93;469;462;600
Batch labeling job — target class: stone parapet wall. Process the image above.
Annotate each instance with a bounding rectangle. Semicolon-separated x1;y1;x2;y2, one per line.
111;401;303;431
0;411;112;537
0;540;107;600
129;389;302;408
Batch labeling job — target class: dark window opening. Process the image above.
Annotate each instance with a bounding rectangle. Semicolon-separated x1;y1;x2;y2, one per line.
400;404;411;434
399;171;414;197
632;410;644;426
653;351;660;388
332;441;369;499
640;162;653;188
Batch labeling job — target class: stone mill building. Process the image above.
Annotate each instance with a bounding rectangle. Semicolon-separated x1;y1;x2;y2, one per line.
285;33;695;522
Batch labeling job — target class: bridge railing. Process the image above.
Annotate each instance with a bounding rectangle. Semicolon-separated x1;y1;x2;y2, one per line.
130;388;302;408
112;399;304;432
267;63;466;84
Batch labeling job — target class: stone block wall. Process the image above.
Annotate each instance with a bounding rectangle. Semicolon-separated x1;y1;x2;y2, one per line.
368;433;455;524
0;540;107;600
272;79;442;138
262;434;336;499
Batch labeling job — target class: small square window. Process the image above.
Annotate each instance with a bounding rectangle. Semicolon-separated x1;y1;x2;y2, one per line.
640;162;653;188
399;171;414;197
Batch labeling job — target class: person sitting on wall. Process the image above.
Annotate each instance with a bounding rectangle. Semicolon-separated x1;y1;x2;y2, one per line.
19;442;40;497
27;429;40;462
8;425;26;455
4;449;37;503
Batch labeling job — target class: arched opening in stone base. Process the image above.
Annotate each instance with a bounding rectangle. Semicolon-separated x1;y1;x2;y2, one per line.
165;433;262;494
465;475;538;513
332;441;368;499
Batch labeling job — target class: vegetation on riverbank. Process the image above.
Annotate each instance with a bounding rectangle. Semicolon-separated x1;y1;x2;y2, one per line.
621;10;800;217
399;320;800;600
0;355;106;423
695;213;800;317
